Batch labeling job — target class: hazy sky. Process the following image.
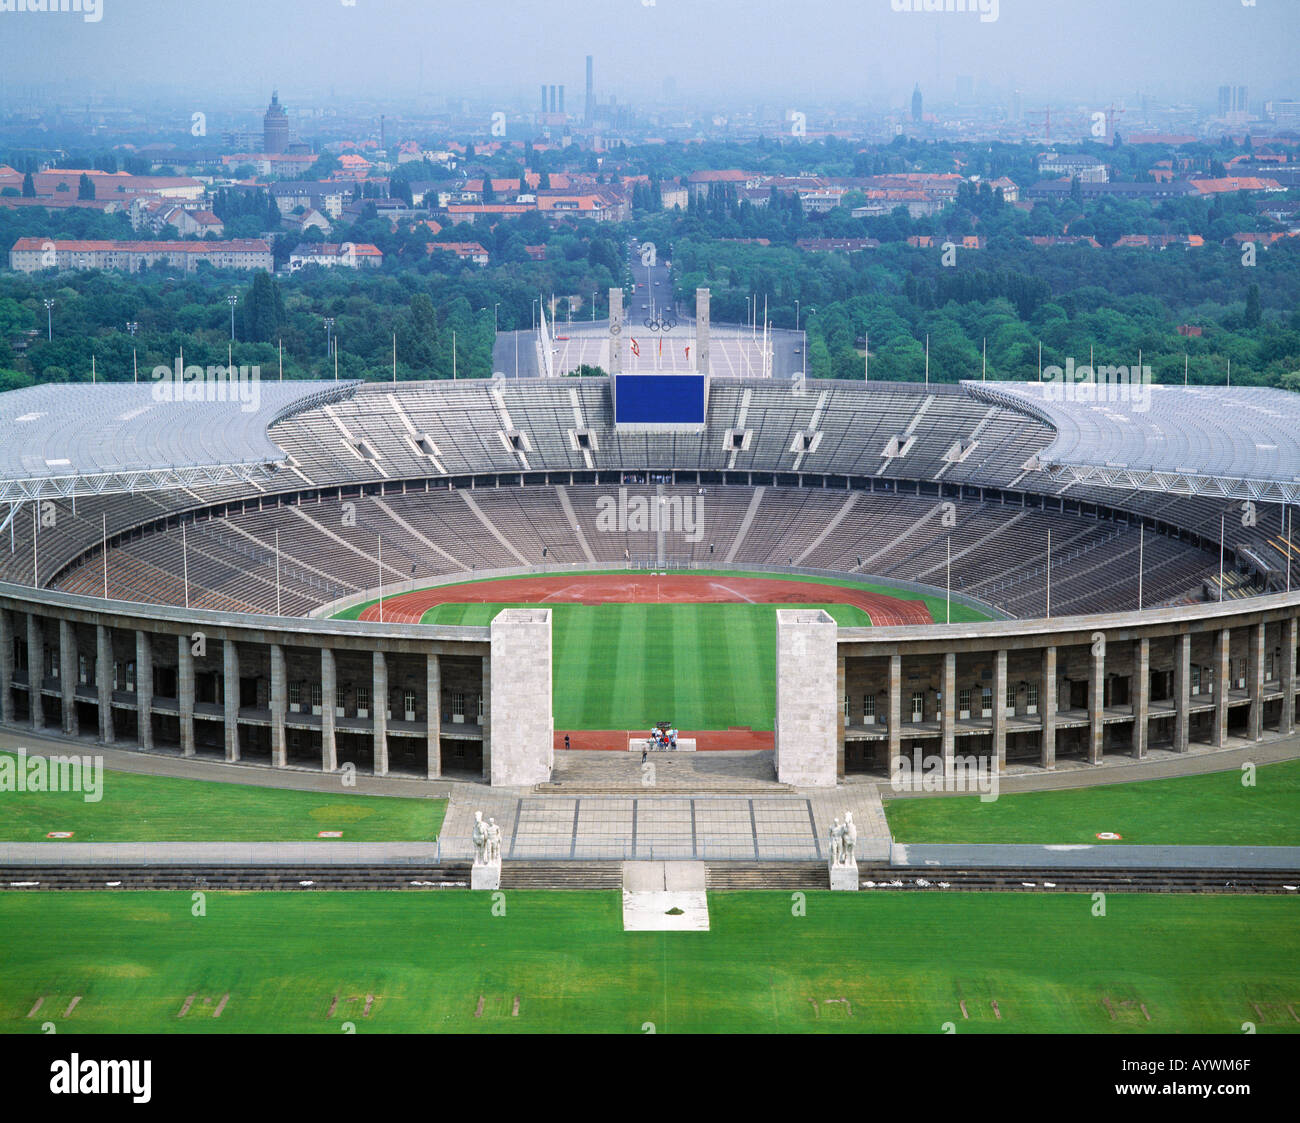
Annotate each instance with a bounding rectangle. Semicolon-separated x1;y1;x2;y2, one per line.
1;0;1295;112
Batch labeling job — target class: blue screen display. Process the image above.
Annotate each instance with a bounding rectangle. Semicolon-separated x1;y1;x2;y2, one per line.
614;374;706;425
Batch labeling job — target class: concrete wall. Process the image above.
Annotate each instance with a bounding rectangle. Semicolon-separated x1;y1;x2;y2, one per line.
488;608;553;786
774;609;839;787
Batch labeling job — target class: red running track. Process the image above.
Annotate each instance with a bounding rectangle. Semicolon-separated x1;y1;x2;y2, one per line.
358;573;933;626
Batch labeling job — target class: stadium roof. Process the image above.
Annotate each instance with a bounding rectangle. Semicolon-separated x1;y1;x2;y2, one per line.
965;380;1300;504
0;380;359;504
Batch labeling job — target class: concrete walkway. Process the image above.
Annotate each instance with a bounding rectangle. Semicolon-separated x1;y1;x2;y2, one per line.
892;843;1300;870
0;841;444;866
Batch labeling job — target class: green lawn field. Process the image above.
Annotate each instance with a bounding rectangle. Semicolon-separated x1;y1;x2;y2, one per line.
0;753;444;842
885;760;1300;846
1;891;1295;1033
334;570;991;731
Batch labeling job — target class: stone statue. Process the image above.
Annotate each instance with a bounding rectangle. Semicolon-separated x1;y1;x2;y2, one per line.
471;811;488;865
829;817;844;866
842;811;857;865
485;817;502;865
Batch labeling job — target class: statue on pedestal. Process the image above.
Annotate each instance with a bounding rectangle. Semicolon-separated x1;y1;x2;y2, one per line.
471;810;488;865
842;811;857;865
829;817;844;866
485;817;502;865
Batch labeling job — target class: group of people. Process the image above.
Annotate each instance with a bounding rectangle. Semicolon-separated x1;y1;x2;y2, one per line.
648;725;679;750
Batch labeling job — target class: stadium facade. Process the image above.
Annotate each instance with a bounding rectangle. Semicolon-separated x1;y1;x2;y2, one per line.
1;375;1297;787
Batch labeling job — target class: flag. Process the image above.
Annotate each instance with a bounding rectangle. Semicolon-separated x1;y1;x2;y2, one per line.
658;338;663;357
631;339;640;357
685;345;691;361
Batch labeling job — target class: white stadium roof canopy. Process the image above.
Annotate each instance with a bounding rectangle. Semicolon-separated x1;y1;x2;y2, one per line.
0;380;360;504
965;380;1300;504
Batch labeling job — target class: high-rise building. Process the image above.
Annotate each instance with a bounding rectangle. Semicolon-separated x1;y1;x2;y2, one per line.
911;84;923;123
263;90;289;154
585;55;594;125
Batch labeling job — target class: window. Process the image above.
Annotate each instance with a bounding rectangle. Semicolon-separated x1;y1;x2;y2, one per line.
863;695;876;724
478;694;484;719
452;692;465;717
356;685;370;713
288;681;301;707
78;654;89;686
910;692;924;722
403;689;416;720
1027;684;1039;714
310;682;323;709
958;688;972;718
1006;684;1016;710
336;686;346;711
980;686;992;717
124;661;136;693
1191;665;1201;695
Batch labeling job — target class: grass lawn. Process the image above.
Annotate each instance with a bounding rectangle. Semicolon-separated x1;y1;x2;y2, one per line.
0;753;444;842
1;891;1295;1033
884;760;1300;846
333;571;991;731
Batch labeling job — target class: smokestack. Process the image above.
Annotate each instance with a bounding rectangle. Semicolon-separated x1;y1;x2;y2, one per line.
540;84;547;114
695;288;710;375
608;287;624;375
559;85;565;114
550;85;557;114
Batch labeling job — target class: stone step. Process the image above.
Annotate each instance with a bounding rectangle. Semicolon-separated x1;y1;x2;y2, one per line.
533;784;796;795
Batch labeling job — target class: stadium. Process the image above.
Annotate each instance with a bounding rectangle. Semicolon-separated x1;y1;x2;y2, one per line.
2;294;1299;805
2;288;1299;1040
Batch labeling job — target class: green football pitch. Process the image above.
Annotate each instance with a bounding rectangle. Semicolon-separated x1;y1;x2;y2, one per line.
884;760;1300;847
1;891;1295;1033
333;570;992;731
0;752;444;842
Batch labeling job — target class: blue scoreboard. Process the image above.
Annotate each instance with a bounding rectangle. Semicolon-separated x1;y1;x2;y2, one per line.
612;373;708;431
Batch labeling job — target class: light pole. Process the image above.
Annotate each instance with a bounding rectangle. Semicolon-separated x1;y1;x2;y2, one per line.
44;298;54;341
126;321;139;383
493;302;500;334
531;298;538;331
323;317;335;358
795;299;800;332
592;291;597;322
227;294;238;341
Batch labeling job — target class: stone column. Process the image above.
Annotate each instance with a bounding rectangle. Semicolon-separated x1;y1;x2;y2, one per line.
488;610;554;786
887;654;902;779
426;652;441;779
59;619;78;736
940;651;956;777
136;630;153;751
1131;637;1149;759
1172;632;1190;752
836;652;846;781
321;648;337;772
1088;634;1105;764
27;614;44;731
1040;646;1056;769
372;650;389;776
1282;617;1297;736
0;608;12;725
223;638;240;762
1247;622;1265;742
773;610;838;788
992;648;1007;772
177;634;195;757
96;624;114;744
270;643;287;767
1213;627;1230;747
480;653;492;781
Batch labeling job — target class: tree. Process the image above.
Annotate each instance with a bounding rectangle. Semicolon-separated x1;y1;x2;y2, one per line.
77;174;95;200
241;271;285;342
1244;282;1261;329
21;172;35;198
481;175;496;204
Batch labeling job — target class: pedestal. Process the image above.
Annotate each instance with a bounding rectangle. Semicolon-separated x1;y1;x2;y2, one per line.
829;860;859;891
471;861;501;891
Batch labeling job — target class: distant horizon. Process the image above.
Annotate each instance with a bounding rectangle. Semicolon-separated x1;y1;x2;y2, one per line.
0;0;1294;116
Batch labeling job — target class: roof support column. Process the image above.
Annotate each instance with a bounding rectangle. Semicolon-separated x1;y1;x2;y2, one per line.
372;650;388;777
270;643;287;767
223;638;240;762
320;648;337;773
27;614;44;731
1088;634;1105;765
1281;616;1297;736
992;648;1007;772
1247;622;1265;742
1132;637;1149;759
177;634;195;757
96;624;114;744
136;630;153;751
1172;633;1190;752
1039;645;1056;769
1213;627;1230;747
59;619;78;736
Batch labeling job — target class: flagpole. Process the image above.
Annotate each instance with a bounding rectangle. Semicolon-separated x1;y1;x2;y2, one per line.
1138;523;1144;609
1045;527;1051;618
946;535;951;623
1219;513;1225;601
925;333;929;387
